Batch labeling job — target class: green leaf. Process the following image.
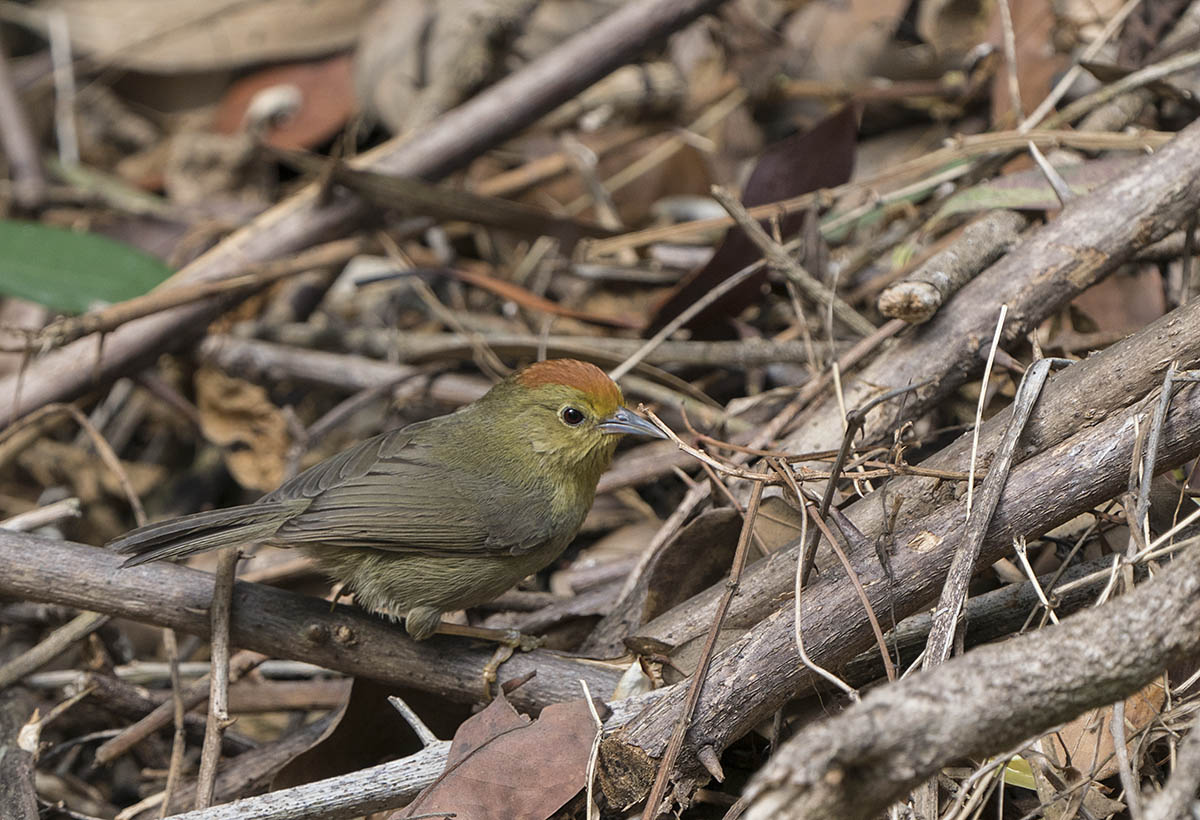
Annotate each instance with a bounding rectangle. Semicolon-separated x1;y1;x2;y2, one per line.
0;220;173;313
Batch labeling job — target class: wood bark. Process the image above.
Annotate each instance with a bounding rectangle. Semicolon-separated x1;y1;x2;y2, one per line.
598;373;1200;807
0;533;624;713
741;545;1200;820
634;289;1200;653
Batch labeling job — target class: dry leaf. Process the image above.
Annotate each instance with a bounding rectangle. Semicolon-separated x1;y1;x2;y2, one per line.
213;55;356;151
39;0;378;73
393;691;600;820
195;366;290;492
1041;675;1167;781
647;104;859;337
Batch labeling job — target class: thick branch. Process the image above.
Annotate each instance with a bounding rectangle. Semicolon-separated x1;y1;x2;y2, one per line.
600;377;1200;804
741;545;1200;820
0;534;623;712
635;294;1200;651
778;117;1200;463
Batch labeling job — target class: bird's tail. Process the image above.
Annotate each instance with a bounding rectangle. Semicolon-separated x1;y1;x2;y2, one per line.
109;499;311;567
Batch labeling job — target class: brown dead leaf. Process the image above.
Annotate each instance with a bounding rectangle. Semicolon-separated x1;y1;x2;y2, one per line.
782;0;910;86
393;690;600;820
646;104;859;338
195;366;290;492
1040;675;1167;781
214;55;356;151
988;0;1066;127
42;0;377;73
17;439;165;503
1071;267;1166;336
274;678;457;789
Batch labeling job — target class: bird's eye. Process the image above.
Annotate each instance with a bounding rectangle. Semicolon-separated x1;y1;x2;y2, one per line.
560;406;585;426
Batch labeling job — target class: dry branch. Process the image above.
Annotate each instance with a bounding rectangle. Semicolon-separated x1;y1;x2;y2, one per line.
740;544;1200;820
780;117;1200;466
876;209;1028;323
598;371;1200;807
0;533;625;713
634;295;1200;652
0;0;729;423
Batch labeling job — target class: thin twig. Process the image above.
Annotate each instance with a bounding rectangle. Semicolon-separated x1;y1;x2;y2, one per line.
710;185;876;337
773;460;858;699
803;501;896;682
93;650;266;766
1027;141;1073;206
160;629;187;819
387;695;441;748
1019;0;1143;131
925;357;1060;667
609;259;765;381
967;305;1008;517
0;611;109;689
997;0;1023;121
1043;47;1200;129
641;480;765;819
581;679;603;820
799;379;933;585
194;548;239;810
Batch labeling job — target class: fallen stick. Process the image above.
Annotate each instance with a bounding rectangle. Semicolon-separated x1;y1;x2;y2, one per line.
598;374;1200;808
0;534;625;713
742;542;1200;820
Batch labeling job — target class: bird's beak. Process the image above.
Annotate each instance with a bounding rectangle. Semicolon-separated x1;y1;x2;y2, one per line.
598;406;667;439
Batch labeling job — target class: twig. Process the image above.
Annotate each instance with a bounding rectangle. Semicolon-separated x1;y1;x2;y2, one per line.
1027;141;1074;206
48;11;77;166
1112;698;1141;818
609;259;765;381
710;185;876;337
877;210;1028;324
924;356;1059;668
387;695;441;748
780;462;858;700
0;497;80;531
967;305;1008;517
581;680;604;820
1043;47;1200;129
0;39;45;208
642;409;775;482
640;480;765;819
997;0;1023;121
1011;537;1059;625
1019;0;1143;131
802;501;895;682
1128;364;1182;558
93;650;267;766
161;629;188;819
194;548;239;810
0;610;109;689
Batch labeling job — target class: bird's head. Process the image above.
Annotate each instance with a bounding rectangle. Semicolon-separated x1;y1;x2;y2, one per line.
483;359;665;477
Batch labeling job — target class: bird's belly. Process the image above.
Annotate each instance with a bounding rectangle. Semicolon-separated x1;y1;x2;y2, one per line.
301;541;564;617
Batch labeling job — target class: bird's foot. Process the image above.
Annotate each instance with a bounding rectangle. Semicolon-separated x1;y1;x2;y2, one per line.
481;643;515;699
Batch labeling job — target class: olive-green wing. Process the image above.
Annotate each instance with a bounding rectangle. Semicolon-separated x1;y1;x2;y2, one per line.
267;425;556;557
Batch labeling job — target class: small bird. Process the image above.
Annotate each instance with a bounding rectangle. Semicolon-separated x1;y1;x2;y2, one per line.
109;359;665;640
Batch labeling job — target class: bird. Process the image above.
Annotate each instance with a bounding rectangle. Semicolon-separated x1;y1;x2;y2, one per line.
108;359;665;640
